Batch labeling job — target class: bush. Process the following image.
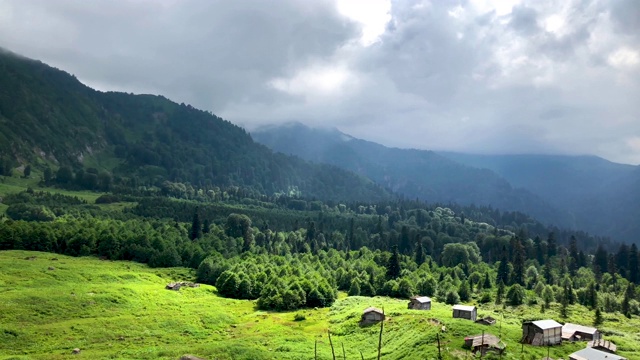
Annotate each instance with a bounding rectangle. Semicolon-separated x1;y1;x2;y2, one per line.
445;290;460;305
479;291;493;304
294;313;306;321
507;284;526;306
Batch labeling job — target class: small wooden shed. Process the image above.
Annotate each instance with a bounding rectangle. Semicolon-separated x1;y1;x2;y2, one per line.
360;307;384;325
588;339;617;353
408;296;432;310
452;305;477;321
569;347;627;360
166;282;181;291
475;316;496;326
521;320;562;346
463;333;505;355
562;323;601;342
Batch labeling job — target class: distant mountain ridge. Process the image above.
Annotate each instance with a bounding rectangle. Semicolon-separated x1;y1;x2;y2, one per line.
0;48;389;203
252;122;570;227
437;152;640;243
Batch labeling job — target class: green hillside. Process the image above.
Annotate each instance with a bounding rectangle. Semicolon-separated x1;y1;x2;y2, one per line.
252;123;570;228
1;251;639;359
0;48;387;203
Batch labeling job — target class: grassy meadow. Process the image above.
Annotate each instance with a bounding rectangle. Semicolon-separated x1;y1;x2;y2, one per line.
1;251;639;360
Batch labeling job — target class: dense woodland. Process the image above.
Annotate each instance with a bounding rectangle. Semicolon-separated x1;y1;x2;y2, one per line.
1;186;638;319
0;49;388;203
1;48;639;323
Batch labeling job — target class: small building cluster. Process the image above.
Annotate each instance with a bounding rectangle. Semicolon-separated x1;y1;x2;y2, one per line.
359;298;625;359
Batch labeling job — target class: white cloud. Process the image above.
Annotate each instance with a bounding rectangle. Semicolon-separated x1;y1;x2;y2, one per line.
1;0;639;164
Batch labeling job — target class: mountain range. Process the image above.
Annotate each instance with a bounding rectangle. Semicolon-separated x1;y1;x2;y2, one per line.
2;47;638;243
0;48;388;203
252;123;640;243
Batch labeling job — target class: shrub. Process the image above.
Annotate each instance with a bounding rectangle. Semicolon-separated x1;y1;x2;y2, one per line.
294;313;306;321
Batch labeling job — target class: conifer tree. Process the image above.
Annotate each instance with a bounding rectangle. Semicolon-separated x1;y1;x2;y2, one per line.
190;209;202;240
415;238;425;266
594;307;603;326
547;232;557;258
386;245;401;279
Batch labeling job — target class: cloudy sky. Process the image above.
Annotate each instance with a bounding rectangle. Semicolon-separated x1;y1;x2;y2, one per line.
1;0;639;164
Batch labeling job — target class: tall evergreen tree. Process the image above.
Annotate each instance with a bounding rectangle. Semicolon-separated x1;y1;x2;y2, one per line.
534;235;545;265
593;307;603;326
622;283;634;318
190;209;202;240
496;246;510;285
399;225;411;254
511;238;525;286
629;244;639;284
386;245;401;279
414;237;425;266
593;245;609;278
568;235;579;276
547;232;557;258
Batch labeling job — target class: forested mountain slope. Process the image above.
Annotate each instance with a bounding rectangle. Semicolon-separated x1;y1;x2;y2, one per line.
252;123;570;227
0;48;388;202
438;153;640;243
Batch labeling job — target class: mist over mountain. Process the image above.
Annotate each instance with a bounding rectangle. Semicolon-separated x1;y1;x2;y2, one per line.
252;122;571;228
254;122;640;243
0;49;388;203
438;153;640;243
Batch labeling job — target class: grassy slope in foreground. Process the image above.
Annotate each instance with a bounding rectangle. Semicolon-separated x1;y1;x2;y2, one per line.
1;251;639;360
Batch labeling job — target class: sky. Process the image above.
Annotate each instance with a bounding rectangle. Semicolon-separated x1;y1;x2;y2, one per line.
0;0;639;164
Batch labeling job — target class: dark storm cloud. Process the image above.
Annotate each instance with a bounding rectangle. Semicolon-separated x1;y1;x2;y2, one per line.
1;0;639;164
509;5;539;35
0;0;357;110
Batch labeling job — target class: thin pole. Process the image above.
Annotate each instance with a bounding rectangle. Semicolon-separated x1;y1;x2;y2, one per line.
377;308;384;360
342;343;346;360
480;330;484;359
329;330;336;360
360;351;365;360
437;333;442;360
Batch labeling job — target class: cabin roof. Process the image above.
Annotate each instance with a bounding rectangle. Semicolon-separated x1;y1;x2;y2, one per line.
464;333;504;348
531;319;562;330
570;348;626;360
363;307;383;315
411;296;431;303
563;322;598;335
588;339;617;352
453;305;476;312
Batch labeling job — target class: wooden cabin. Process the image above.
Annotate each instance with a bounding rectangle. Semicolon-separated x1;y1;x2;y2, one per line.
408;296;431;310
463;333;505;355
360;307;384;325
452;305;477;321
569;347;627;360
588;339;617;354
475;316;496;326
562;323;601;342
521;320;562;346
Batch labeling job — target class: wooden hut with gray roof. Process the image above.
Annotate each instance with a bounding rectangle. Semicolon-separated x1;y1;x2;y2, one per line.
569;347;627;360
562;322;601;342
452;304;477;321
521;319;562;345
360;307;384;325
408;296;431;310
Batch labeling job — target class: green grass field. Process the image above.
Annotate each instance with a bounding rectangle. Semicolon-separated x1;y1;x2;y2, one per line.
1;251;638;360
